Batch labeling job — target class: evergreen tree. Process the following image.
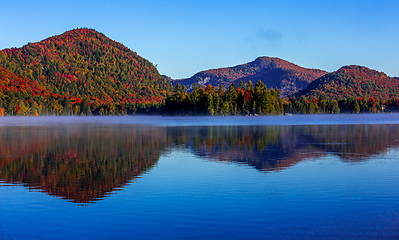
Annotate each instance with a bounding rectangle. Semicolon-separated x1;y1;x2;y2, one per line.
81;97;92;115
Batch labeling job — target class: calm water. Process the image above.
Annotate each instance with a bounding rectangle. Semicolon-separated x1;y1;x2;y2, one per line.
0;115;398;239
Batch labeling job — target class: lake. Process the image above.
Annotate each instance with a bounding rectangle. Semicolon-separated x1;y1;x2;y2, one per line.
0;115;398;239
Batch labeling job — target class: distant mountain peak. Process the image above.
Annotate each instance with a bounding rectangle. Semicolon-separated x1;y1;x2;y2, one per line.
170;56;327;96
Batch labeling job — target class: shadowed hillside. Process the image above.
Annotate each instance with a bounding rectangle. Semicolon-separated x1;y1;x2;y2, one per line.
171;57;327;97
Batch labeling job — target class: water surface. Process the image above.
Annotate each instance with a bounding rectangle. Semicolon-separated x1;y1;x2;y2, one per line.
0;115;398;239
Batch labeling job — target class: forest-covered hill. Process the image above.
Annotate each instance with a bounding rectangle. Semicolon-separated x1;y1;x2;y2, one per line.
1;28;399;116
0;28;172;115
295;65;399;100
171;57;327;97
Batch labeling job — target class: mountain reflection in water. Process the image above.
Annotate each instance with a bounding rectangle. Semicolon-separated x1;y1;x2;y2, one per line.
176;124;399;171
0;125;168;203
1;124;398;203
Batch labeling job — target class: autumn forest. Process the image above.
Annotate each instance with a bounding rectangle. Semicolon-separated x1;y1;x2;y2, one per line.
1;28;399;116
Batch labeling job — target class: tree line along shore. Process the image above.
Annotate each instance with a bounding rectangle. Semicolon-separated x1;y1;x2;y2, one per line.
2;79;399;116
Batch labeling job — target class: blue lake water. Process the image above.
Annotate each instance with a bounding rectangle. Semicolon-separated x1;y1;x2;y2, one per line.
0;115;399;239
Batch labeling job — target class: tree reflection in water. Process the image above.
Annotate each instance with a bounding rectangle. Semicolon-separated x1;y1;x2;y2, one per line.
0;125;168;203
172;125;399;171
1;123;398;203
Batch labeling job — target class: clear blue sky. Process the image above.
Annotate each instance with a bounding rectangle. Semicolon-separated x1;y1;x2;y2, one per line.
1;0;398;79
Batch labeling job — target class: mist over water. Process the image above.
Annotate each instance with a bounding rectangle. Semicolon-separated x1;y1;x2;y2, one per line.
0;116;398;239
1;113;399;127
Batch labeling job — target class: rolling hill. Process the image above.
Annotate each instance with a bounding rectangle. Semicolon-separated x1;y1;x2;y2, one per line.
295;65;399;100
171;57;327;96
0;28;172;115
